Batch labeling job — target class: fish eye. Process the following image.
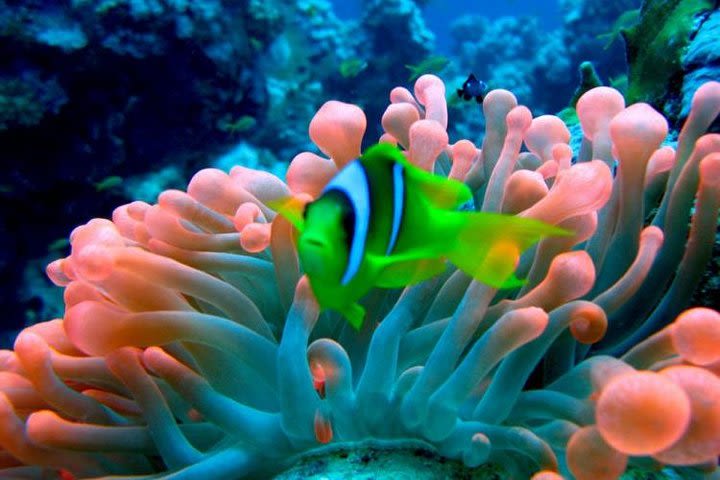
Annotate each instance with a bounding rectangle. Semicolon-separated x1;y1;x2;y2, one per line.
341;209;354;239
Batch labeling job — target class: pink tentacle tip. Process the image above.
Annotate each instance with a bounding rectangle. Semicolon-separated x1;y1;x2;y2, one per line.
309;100;367;169
239;223;271;253
378;133;398;145
310;362;326;399
576;87;625;141
610;104;669;161
545;251;596;301
408;119;449;172
690;81;720;118
13;333;51;375
46;259;72;286
25;409;61;446
141;346;169;376
382;102;420;149
531;471;564;480
389;86;420;110
596;371;691;456
234;202;264;232
570;305;607;345
449;140;478;181
286;151;337;198
483;89;518;120
513;307;550;341
671;308;720;366
536;160;559;180
186;168;232;207
413;74;447;129
74;245;116;283
644;146;676;187
524;116;571;164
235;203;270;253
567;425;628;480
699;153;720;189
640;225;664;246
506;106;533;134
294;275;320;317
70;219;125;254
228;165;288;203
653;365;720;466
522;160;613;225
552;143;573;171
501;169;548;214
313;408;333;444
58;469;77;480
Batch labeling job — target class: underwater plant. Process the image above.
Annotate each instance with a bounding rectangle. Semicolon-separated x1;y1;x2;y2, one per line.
0;75;718;479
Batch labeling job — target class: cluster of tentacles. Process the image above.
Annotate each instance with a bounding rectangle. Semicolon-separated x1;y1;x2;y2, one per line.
0;76;719;479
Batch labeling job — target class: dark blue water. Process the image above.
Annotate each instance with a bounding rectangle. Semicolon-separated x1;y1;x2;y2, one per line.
332;0;563;53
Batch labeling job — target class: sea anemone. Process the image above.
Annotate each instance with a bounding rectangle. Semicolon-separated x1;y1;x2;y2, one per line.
0;76;718;479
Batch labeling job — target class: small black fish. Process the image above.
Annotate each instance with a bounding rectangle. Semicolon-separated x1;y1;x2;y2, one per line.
457;74;487;103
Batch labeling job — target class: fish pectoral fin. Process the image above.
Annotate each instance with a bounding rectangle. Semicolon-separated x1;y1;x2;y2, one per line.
340;302;366;330
362;143;471;209
368;253;447;288
266;195;306;232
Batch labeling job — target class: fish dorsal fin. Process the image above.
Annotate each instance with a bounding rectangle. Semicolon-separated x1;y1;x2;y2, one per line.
362;143;472;210
405;162;472;209
266;196;306;232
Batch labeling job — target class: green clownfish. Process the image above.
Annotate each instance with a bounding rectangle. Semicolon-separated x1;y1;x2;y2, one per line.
270;143;569;330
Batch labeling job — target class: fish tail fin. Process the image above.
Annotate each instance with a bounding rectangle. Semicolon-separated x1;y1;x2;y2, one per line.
447;212;571;289
405;65;419;82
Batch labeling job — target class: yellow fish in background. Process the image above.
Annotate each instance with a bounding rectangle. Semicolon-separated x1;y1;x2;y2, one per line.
339;58;368;78
271;143;569;329
93;175;123;192
405;55;450;82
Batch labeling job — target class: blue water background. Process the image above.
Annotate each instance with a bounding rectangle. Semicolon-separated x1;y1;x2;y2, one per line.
333;0;563;53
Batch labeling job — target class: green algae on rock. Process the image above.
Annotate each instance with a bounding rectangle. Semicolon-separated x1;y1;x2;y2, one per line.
624;0;715;108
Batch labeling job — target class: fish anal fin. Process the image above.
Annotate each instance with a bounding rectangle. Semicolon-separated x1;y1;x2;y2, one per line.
362;143;472;209
341;302;365;330
266;195;306;232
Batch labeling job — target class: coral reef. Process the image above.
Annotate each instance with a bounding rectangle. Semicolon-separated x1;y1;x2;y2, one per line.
680;8;720;122
558;0;639;79
448;0;638;121
0;75;718;479
623;0;716;124
0;73;67;131
0;0;440;330
449;14;572;115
